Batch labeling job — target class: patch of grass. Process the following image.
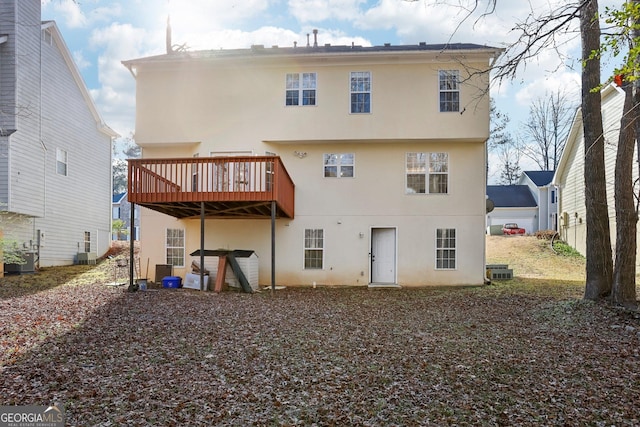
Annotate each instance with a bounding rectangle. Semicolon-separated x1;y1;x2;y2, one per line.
552;240;584;258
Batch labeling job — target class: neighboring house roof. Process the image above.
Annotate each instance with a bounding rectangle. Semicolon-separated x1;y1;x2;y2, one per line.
487;185;537;208
42;21;118;139
122;42;503;72
113;192;127;204
522;170;555;187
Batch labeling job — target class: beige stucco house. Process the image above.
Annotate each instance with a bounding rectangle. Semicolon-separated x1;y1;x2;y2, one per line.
123;39;502;288
553;83;639;265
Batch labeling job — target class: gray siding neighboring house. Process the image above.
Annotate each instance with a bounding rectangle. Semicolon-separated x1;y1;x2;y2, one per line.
486;185;538;234
518;170;558;231
0;0;117;267
112;192;140;241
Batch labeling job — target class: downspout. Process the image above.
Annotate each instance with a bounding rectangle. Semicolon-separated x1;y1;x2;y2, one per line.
129;202;135;290
200;202;205;291
38;23;46;266
271;200;276;290
483;139;490;285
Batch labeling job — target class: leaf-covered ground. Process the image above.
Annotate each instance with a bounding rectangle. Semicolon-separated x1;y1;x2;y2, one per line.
1;238;639;426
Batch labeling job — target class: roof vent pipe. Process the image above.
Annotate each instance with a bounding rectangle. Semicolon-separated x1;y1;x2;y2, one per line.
313;29;318;47
306;33;310;47
166;15;172;54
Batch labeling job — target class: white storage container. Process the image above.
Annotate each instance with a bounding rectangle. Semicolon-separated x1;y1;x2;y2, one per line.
190;250;259;291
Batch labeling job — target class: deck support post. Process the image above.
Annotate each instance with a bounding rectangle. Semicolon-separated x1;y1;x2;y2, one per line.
271;200;276;291
200;201;205;291
129;202;135;289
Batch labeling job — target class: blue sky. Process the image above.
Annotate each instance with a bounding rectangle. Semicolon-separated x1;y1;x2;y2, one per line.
41;0;618;180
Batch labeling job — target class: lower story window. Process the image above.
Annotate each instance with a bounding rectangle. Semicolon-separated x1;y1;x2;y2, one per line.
166;228;185;267
436;228;456;269
83;231;91;253
304;229;324;269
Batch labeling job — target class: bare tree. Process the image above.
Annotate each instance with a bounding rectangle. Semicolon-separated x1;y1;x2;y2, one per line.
601;0;640;307
488;98;512;150
496;142;522;185
519;90;575;171
413;0;614;300
612;77;637;307
579;0;614;300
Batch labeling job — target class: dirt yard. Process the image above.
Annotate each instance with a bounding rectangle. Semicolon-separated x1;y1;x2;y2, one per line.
1;237;639;426
486;234;586;281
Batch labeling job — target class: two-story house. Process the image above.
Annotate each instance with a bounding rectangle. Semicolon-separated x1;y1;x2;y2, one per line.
123;37;501;288
0;0;116;268
518;170;558;232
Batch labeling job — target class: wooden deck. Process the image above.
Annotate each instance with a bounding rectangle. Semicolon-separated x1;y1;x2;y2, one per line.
127;156;295;219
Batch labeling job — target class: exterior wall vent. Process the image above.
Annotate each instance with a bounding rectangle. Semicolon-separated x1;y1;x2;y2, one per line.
486;264;513;280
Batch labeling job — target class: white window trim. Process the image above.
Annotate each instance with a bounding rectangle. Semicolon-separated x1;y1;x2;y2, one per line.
56;148;68;176
43;28;53;46
349;71;372;114
285;72;317;106
165;228;185;268
303;228;324;270
438;70;460;113
83;231;91;253
435;228;457;270
405;152;449;195
323;153;355;178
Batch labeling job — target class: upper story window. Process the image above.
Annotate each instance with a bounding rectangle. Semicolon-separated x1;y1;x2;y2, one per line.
350;71;371;113
56;148;68;176
439;70;459;112
406;152;449;194
323;153;354;178
286;72;317;106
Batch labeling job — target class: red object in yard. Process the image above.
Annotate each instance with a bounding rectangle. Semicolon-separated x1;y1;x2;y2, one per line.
614;74;624;87
214;256;227;293
502;223;526;235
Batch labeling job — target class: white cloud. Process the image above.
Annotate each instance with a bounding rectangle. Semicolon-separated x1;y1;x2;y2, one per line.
72;50;91;70
514;71;581;110
52;0;87;28
88;23;154;137
288;0;367;23
167;0;272;33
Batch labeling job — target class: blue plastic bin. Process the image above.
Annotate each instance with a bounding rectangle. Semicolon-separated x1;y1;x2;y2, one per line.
162;276;182;288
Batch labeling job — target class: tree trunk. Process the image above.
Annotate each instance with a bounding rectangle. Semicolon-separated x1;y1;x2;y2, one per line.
612;0;640;307
612;79;638;307
580;0;613;300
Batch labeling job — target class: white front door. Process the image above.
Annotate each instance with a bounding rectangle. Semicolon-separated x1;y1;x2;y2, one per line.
371;227;396;283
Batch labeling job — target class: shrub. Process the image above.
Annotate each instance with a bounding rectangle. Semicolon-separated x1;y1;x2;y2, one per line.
552;240;584;258
535;229;558;240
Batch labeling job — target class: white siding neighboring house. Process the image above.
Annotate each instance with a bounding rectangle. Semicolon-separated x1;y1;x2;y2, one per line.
553;83;635;261
0;1;117;268
518;171;558;231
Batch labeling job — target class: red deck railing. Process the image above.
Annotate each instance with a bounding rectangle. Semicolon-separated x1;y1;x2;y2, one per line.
127;156;295;218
